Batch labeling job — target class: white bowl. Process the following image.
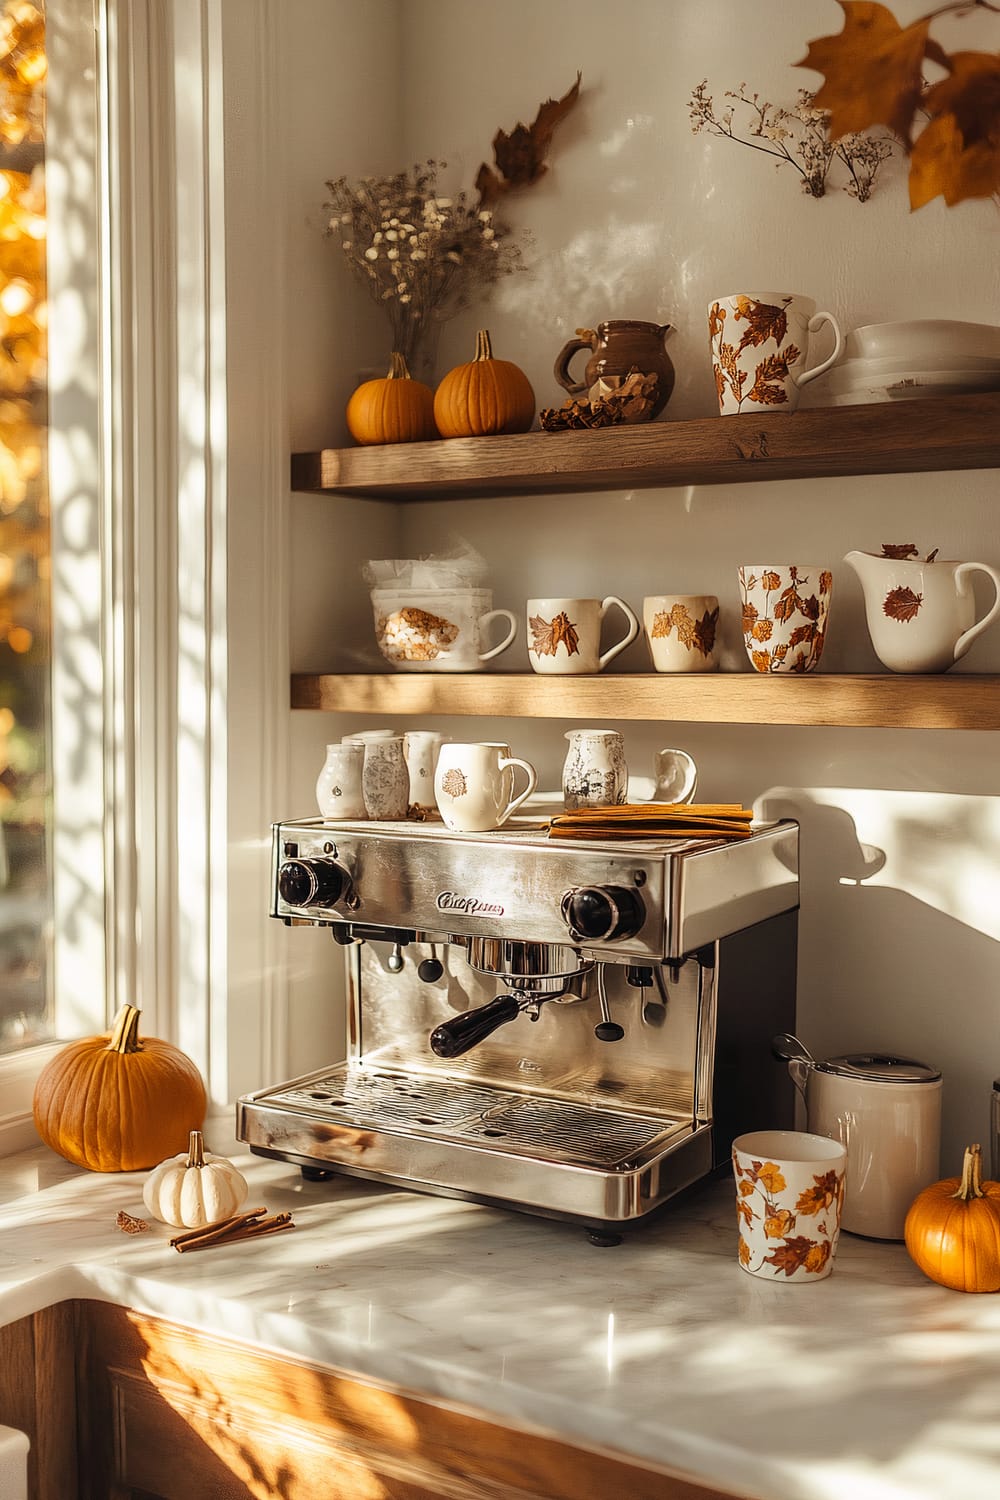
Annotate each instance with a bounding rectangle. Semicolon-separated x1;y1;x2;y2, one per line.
824;367;1000;404
845;320;1000;363
831;351;1000;378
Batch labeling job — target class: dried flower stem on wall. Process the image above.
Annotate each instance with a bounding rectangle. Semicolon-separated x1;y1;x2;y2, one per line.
689;81;894;201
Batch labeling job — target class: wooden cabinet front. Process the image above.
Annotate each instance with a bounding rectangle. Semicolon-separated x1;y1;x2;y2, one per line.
0;1300;751;1500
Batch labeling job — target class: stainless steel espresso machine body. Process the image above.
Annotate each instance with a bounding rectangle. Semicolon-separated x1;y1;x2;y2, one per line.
237;817;799;1229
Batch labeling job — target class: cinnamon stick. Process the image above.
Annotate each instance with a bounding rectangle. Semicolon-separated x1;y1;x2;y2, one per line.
171;1211;295;1254
168;1206;267;1249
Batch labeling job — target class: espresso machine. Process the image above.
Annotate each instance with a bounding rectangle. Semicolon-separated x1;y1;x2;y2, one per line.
237;817;799;1232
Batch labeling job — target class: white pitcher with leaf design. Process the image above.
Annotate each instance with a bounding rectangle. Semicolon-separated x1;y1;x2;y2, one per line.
845;546;1000;673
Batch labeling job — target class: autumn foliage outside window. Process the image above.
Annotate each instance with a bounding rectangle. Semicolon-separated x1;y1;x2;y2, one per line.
0;0;48;1049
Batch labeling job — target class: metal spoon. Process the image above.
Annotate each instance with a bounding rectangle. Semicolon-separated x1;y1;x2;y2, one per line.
771;1032;814;1065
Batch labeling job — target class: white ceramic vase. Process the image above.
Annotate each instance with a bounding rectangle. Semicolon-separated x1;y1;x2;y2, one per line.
561;729;628;811
315;742;366;819
361;737;409;820
403;731;448;817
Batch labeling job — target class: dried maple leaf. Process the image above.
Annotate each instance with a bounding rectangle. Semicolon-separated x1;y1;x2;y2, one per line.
708;302;727;339
881;542;920;559
115;1210;149;1235
883;585;923;621
764;1235;818;1276
475;73;582;206
732;296;790;353
529;611;580;656
797;1;934;143
911;103;1000;208
910;50;1000;207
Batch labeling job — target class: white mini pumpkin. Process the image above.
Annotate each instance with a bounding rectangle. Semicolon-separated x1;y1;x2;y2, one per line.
142;1129;249;1229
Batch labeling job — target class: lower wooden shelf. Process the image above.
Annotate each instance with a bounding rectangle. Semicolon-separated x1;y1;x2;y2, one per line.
290;672;1000;731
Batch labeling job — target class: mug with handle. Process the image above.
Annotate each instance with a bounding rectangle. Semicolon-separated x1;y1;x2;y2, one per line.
526;595;640;674
434;742;537;832
709;293;844;415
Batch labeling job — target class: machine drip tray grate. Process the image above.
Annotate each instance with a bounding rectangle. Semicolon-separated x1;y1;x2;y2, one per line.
259;1064;686;1170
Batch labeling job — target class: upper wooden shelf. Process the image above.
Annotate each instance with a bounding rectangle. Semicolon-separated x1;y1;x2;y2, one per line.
291;672;1000;731
290;390;1000;500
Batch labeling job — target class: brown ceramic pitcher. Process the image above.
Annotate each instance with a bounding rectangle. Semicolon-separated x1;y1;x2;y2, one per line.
553;320;675;418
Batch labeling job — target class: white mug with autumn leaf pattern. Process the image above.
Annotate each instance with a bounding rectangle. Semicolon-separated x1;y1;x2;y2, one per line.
739;565;833;674
434;742;537;832
526;596;640;674
643;594;720;672
708;293;844;415
732;1129;847;1283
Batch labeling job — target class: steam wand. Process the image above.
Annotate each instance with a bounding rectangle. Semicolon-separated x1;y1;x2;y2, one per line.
593;965;625;1043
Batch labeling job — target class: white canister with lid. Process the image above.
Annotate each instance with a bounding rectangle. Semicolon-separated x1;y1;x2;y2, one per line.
781;1043;942;1240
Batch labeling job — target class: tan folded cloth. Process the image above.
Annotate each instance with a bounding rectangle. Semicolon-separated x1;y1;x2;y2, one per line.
546;802;754;841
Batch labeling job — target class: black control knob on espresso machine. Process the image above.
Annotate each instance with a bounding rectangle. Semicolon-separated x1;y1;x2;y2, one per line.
560;885;645;943
278;856;352;910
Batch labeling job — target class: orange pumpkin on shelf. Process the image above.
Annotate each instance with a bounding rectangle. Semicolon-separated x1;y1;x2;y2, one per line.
345;351;437;446
32;1004;207;1172
433;329;535;438
904;1143;1000;1293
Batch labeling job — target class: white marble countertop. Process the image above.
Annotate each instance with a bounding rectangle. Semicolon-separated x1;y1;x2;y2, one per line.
2;1130;1000;1500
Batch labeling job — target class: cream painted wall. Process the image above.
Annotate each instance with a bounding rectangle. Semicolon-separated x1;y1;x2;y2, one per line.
275;0;1000;1165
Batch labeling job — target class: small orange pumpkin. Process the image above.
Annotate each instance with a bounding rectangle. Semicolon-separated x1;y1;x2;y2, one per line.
904;1143;1000;1293
345;351;437;445
32;1004;207;1172
433;329;535;438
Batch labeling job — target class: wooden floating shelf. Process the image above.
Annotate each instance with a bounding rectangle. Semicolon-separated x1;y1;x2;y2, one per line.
290;390;1000;500
290;673;1000;731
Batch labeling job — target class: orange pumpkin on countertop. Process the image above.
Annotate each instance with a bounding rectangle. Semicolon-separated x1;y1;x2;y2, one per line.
433;329;535;438
904;1143;1000;1293
32;1003;207;1172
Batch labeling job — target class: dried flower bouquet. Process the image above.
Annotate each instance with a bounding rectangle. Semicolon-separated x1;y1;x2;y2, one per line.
324;75;581;375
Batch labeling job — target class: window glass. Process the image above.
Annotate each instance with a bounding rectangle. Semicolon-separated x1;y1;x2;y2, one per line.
0;0;48;1051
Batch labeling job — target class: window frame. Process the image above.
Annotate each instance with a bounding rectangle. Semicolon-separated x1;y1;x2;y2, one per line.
4;0;285;1152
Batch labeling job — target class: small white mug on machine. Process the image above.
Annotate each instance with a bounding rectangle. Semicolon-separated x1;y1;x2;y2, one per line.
526;596;639;674
434;742;537;832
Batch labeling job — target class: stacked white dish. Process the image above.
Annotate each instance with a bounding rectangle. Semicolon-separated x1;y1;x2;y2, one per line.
824;320;1000;405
